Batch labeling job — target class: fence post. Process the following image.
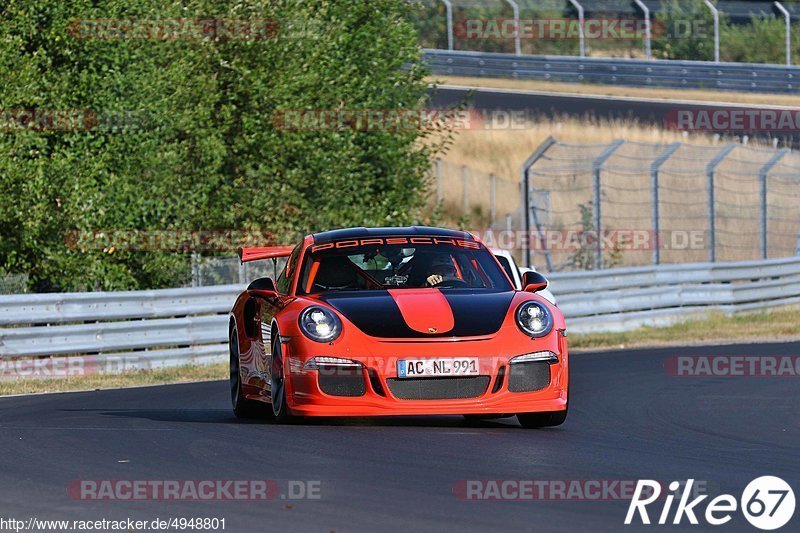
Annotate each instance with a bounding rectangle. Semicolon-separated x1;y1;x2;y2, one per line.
775;2;791;66
441;0;454;51
706;144;736;262
759;149;789;259
591;140;624;270
520;136;557;269
435;158;443;203
490;173;497;224
462;165;469;215
191;252;200;287
238;262;246;285
704;0;720;63
650;143;681;265
567;0;585;57
633;0;651;60
505;0;522;56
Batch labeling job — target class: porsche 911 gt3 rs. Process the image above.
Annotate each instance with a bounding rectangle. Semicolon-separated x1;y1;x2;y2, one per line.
229;226;568;428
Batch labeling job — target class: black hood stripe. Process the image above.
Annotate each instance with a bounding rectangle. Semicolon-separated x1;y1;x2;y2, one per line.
318;290;514;338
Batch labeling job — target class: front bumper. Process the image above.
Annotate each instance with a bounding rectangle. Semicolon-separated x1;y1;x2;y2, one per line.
283;338;568;417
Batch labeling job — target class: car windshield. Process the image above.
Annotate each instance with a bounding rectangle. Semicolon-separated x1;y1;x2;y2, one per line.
298;238;513;293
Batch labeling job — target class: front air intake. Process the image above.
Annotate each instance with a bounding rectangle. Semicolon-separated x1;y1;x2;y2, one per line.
386;376;490;400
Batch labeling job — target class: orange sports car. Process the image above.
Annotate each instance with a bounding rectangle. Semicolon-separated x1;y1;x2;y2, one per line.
228;226;568;428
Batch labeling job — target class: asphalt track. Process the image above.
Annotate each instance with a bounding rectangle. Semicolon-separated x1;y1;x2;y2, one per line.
429;85;800;146
1;341;798;532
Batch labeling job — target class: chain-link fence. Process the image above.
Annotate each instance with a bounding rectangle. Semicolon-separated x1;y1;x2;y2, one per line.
190;254;288;288
190;138;800;285
0;274;28;294
430;159;521;229
520;137;800;271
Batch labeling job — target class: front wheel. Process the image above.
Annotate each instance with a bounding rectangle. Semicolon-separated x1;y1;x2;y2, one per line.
516;410;567;428
270;337;296;423
517;388;568;428
462;414;511;422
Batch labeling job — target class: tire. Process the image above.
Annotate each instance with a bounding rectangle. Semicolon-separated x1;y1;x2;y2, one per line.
516;410;567;428
517;388;569;428
269;336;296;423
230;328;270;419
462;414;511;422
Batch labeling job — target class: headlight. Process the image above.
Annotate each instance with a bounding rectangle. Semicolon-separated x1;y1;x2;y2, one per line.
303;356;362;370
509;351;558;364
299;306;342;342
515;301;553;338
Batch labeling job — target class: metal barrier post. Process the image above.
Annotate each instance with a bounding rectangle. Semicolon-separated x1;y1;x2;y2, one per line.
441;0;454;51
775;2;791;66
191;253;200;287
520;136;557;269
633;0;651;60
759;149;789;259
706;144;736;262
650;143;681;265
568;0;585;57
592;140;624;269
505;0;521;56
704;0;720;63
436;158;443;203
462;165;469;215
490;173;497;223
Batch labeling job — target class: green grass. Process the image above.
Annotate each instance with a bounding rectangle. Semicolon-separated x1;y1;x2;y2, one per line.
0;363;227;397
570;309;800;351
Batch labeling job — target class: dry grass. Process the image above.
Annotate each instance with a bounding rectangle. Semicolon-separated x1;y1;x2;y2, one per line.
570;309;800;351
436;114;727;180
426;109;800;268
427;114;730;233
431;75;800;107
0;363;227;396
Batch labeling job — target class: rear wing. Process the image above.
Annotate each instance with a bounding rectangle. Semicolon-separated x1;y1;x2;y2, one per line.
238;246;294;264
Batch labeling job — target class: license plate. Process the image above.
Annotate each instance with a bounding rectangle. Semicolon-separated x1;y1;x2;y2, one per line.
397;358;479;378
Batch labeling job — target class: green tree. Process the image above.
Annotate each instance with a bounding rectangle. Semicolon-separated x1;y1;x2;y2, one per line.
0;0;441;292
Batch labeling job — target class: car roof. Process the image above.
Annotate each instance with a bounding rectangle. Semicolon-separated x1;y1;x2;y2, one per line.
311;226;474;244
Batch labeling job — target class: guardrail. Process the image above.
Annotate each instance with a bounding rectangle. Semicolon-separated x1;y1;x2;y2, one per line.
1;256;799;376
0;285;239;376
423;49;800;93
549;256;800;332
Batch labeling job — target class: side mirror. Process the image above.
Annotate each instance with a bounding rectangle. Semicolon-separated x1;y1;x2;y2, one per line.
522;271;548;293
247;277;277;293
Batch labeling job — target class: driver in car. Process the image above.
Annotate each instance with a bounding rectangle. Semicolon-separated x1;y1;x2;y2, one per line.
423;255;460;287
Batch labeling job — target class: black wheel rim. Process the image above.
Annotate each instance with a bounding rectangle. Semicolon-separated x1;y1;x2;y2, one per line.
270;341;284;416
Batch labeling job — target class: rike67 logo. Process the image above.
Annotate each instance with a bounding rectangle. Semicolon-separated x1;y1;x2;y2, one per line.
626;477;795;530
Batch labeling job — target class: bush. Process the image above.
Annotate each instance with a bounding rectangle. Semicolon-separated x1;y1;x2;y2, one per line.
0;0;441;292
